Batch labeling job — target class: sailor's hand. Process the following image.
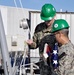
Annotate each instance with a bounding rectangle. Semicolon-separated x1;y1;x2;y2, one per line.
26;39;33;45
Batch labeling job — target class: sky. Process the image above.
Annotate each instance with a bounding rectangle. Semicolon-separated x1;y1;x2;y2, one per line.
0;0;74;12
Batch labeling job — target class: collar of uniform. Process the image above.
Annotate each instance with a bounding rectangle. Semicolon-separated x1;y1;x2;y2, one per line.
42;27;51;33
59;40;71;50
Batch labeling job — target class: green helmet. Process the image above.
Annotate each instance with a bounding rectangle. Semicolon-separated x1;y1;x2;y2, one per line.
40;4;56;21
51;19;69;33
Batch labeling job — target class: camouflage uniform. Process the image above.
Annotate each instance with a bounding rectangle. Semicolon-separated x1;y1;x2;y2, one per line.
57;41;74;75
29;22;56;75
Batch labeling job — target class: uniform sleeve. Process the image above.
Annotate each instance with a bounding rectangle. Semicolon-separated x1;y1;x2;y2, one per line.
29;23;43;49
59;51;74;75
64;53;74;75
29;30;38;49
31;34;38;49
29;22;47;49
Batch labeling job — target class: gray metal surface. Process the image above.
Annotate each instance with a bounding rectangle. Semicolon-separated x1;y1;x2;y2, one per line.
0;10;12;75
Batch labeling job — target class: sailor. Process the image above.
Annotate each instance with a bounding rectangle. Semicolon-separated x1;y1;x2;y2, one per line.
27;3;56;75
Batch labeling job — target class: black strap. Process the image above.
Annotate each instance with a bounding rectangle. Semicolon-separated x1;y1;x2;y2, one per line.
59;52;66;60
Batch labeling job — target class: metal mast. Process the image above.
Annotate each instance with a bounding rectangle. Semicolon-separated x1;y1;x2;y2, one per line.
0;10;12;75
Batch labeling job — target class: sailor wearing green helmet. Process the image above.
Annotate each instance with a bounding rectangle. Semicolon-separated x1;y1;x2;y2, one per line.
40;3;56;27
51;19;69;44
51;19;69;33
27;3;57;75
51;19;74;75
40;4;56;21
